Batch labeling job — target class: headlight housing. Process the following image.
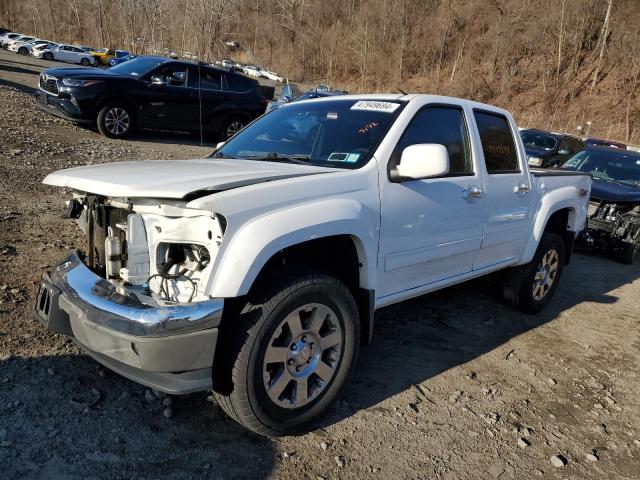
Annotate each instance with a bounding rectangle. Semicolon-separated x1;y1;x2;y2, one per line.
527;156;543;167
61;78;102;87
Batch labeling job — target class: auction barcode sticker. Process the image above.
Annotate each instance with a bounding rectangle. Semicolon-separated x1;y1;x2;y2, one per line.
351;101;400;113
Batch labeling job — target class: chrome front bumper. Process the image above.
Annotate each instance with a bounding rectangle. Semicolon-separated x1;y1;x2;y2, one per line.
34;251;223;394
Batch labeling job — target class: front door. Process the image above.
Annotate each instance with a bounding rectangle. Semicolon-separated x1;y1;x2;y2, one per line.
378;104;488;299
139;63;193;131
470;110;534;269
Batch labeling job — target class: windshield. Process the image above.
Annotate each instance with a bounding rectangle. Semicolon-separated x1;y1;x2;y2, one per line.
108;57;168;77
213;99;404;169
563;150;640;186
521;131;558;150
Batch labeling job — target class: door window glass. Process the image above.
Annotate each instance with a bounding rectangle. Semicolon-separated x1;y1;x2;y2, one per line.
191;69;222;90
155;66;187;87
474;111;519;173
395;106;473;175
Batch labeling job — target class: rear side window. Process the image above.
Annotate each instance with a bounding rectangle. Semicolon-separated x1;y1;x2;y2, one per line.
224;74;254;92
396;106;473;175
474;111;519;174
191;68;222;90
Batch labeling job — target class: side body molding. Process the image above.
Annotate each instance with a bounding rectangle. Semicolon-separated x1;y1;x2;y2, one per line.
206;198;378;298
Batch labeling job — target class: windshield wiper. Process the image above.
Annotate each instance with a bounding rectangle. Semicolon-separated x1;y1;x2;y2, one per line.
243;152;313;165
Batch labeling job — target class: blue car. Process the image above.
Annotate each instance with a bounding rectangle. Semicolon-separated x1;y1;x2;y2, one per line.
108;53;136;67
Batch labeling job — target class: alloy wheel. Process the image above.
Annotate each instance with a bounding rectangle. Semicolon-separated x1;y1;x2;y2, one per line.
226;121;244;138
104;107;130;136
263;303;343;409
532;249;559;300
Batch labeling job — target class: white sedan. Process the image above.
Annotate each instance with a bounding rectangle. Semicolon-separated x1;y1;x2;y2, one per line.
32;43;58;60
50;44;98;66
12;39;50;55
242;65;263;78
5;35;36;51
260;69;284;83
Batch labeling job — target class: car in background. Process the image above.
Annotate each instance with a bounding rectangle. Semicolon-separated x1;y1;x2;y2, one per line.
0;28;10;36
563;147;640;263
32;42;58;60
7;37;42;53
585;137;627;149
108;54;137;67
260;69;284;82
242;65;263;78
49;44;98;66
35;56;268;140
80;46;97;53
0;32;21;48
13;39;51;55
266;84;347;112
520;129;585;168
91;48;129;66
4;34;36;51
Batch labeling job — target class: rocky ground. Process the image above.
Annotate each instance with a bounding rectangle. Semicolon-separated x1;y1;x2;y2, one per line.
1;50;639;480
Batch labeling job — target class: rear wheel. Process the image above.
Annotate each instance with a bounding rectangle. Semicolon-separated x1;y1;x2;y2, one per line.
80;57;91;67
97;103;134;138
18;47;28;55
502;232;565;313
219;115;247;140
213;269;360;436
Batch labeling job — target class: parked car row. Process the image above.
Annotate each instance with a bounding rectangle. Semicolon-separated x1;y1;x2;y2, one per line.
216;58;284;83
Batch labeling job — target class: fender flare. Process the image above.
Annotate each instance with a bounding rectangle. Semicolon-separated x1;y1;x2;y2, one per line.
518;184;583;265
206;198;377;298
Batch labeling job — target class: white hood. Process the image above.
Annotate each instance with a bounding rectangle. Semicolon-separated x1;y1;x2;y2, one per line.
43;159;337;199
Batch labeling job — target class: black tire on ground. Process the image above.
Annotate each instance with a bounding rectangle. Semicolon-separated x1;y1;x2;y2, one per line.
218;115;247;141
502;232;565;313
43;52;53;61
96;103;134;138
212;268;360;437
18;47;28;55
619;241;639;264
80;57;91;66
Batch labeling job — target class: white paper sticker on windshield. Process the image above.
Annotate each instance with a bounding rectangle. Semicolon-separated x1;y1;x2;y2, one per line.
351;101;400;113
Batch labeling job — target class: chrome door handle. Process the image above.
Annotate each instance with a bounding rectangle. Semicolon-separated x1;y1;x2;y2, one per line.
514;183;530;194
462;186;484;202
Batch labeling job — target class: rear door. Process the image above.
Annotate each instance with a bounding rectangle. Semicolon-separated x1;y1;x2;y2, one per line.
471;109;534;269
187;66;226;132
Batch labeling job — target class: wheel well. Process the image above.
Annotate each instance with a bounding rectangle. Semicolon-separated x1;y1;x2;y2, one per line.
94;97;137;125
544;208;574;264
211;235;373;395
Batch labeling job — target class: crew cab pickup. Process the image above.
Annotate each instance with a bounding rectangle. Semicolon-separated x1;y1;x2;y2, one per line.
34;94;591;436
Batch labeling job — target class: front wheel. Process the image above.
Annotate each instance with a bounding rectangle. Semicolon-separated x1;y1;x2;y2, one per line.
619;241;639;264
18;47;28;55
213;269;360;436
502;232;565;313
43;52;53;61
96;103;134;138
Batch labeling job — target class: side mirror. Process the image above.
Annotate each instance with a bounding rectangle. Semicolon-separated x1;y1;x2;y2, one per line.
394;144;450;180
216;142;225;149
558;148;570;155
150;75;165;86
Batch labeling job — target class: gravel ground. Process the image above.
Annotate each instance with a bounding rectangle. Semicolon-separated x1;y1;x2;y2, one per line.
1;50;639;480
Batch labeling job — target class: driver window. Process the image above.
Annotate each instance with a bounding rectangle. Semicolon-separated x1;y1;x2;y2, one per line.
395;106;473;175
157;66;187;87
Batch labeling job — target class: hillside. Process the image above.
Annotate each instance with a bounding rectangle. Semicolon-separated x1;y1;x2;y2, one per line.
1;0;639;142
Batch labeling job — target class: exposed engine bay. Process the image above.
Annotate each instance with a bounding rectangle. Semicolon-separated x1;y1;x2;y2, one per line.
66;194;223;303
585;200;640;262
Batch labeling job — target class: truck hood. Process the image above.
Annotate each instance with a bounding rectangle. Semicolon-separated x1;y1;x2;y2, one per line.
43;159;337;199
590;178;640;204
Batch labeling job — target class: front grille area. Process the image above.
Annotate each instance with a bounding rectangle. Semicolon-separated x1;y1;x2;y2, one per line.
39;74;59;95
88;205;128;273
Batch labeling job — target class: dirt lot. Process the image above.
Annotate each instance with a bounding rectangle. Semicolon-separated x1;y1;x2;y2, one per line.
1;50;639;480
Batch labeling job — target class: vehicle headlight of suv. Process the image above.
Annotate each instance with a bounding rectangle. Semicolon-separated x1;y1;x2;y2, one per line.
527;156;543;167
61;78;102;87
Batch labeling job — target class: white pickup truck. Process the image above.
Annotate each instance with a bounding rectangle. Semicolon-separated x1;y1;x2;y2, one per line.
34;94;591;436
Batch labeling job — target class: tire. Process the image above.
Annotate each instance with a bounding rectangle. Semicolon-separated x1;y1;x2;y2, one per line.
43;52;53;61
213;268;360;436
219;115;247;140
80;57;91;67
502;232;565;313
619;241;639;264
18;47;28;55
96;103;134;138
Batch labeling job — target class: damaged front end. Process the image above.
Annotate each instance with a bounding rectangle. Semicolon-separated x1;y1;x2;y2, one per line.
33;194;226;394
585;200;640;262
